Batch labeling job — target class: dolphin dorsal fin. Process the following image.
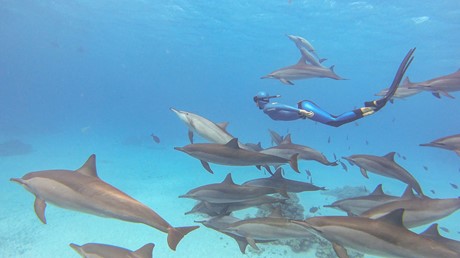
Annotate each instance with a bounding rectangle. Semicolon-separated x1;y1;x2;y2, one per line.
216;122;229;131
378;208;405;227
268;206;284;218
402;76;411;86
401;186;416;199
225;138;240;149
222;173;236;185
421;223;441;238
133;243;155;258
75;154;98;177
280;134;292;144
271;168;284;179
383;152;396;161
296;55;308;65
370;184;385;196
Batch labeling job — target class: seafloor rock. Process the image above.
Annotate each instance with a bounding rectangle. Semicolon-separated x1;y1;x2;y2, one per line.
321;185;369;200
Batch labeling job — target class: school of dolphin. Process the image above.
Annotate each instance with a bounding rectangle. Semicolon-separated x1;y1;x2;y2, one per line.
10;35;460;258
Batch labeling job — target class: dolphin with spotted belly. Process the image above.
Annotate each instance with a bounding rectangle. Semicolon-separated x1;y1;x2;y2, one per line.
10;154;198;251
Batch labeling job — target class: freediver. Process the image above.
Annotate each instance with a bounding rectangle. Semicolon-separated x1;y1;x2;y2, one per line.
253;48;415;127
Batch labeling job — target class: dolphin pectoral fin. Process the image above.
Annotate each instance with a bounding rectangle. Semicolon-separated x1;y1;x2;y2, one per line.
441;91;455;99
360;168;369;179
455;150;460;157
289;154;300;173
188;130;194;144
432;92;441;98
200;160;214;174
246;237;259;250
235;238;249;254
34;197;47;224
133;243;155;258
332;242;349;258
167;226;199;251
280;78;294;85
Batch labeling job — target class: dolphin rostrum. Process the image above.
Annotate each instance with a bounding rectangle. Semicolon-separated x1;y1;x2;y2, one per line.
10;154;198;251
260;134;337;166
175;138;299;174
420;133;460;157
69;242;154;258
342;152;424;196
292;209;460;258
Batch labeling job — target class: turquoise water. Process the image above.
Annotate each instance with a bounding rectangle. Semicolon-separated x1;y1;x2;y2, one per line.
1;1;460;257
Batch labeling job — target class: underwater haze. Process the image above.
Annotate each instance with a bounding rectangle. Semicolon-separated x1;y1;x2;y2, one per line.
1;1;460;257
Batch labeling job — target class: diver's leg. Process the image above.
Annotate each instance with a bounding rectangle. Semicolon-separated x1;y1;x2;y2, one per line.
365;48;416;111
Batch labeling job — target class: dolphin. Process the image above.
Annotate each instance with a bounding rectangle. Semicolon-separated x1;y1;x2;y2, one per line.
174;138;299;174
184;196;286;216
221;208;315;250
408;69;460;98
286;34;323;61
10;154;198;251
324;184;408;216
260;134;337;166
195;215;275;254
360;193;460;228
292;209;460;258
179;173;288;204
375;77;423;103
342;152;424;196
170;107;249;149
420;223;460;253
69;243;154;258
242;167;325;193
420;134;460;157
261;56;345;85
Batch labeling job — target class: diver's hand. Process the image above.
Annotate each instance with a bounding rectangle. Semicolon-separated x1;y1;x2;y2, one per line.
360;107;376;116
299;109;314;118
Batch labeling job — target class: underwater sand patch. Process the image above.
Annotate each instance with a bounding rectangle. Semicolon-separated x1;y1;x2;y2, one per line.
0;139;33;157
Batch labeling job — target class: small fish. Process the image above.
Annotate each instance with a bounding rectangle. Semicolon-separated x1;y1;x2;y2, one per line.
450;183;458;189
309;206;320;213
423;166;428;171
440;226;450;233
328;136;331;143
402;155;407;160
397;153;401;158
333;153;337;160
339;160;348;172
305;169;312;177
430;189;436;194
150;134;160;143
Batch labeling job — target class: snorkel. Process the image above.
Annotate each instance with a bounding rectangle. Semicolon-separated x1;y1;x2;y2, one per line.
253;92;281;109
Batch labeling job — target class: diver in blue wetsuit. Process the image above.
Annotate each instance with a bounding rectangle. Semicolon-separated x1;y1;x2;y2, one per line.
254;48;416;127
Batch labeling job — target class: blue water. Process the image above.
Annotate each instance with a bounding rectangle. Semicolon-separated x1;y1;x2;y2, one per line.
1;1;460;257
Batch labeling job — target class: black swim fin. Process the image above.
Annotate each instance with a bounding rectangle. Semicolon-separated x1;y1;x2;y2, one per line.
365;48;416;111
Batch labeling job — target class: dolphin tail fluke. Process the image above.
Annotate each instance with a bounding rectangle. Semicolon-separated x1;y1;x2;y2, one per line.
167;226;199;251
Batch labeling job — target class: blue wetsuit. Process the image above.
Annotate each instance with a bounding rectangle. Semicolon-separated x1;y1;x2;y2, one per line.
261;101;364;127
